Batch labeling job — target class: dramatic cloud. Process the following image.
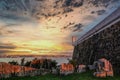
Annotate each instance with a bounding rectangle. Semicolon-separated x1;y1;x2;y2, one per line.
0;43;16;49
0;43;17;54
0;0;120;55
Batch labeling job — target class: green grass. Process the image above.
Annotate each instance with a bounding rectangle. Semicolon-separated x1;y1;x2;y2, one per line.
2;71;120;80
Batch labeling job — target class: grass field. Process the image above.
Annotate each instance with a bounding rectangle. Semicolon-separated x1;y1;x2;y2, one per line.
2;71;120;80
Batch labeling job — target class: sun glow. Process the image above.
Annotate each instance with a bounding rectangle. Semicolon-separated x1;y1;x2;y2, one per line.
9;40;73;55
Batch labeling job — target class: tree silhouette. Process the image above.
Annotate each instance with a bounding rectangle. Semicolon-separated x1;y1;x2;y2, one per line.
24;61;31;67
21;58;25;66
8;60;19;65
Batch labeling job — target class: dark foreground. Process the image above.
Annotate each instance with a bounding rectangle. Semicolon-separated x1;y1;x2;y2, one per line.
2;71;120;80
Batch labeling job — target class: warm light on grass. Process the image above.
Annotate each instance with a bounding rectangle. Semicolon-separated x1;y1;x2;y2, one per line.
3;71;120;80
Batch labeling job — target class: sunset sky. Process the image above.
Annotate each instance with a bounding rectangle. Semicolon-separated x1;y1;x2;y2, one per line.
0;0;120;56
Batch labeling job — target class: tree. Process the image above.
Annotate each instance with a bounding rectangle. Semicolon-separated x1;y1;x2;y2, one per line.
8;60;19;65
31;58;42;69
21;58;25;66
68;59;77;72
50;60;57;69
24;61;31;67
42;59;48;69
30;58;58;70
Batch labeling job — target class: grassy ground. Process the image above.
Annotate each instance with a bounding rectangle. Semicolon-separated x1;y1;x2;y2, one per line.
2;71;120;80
